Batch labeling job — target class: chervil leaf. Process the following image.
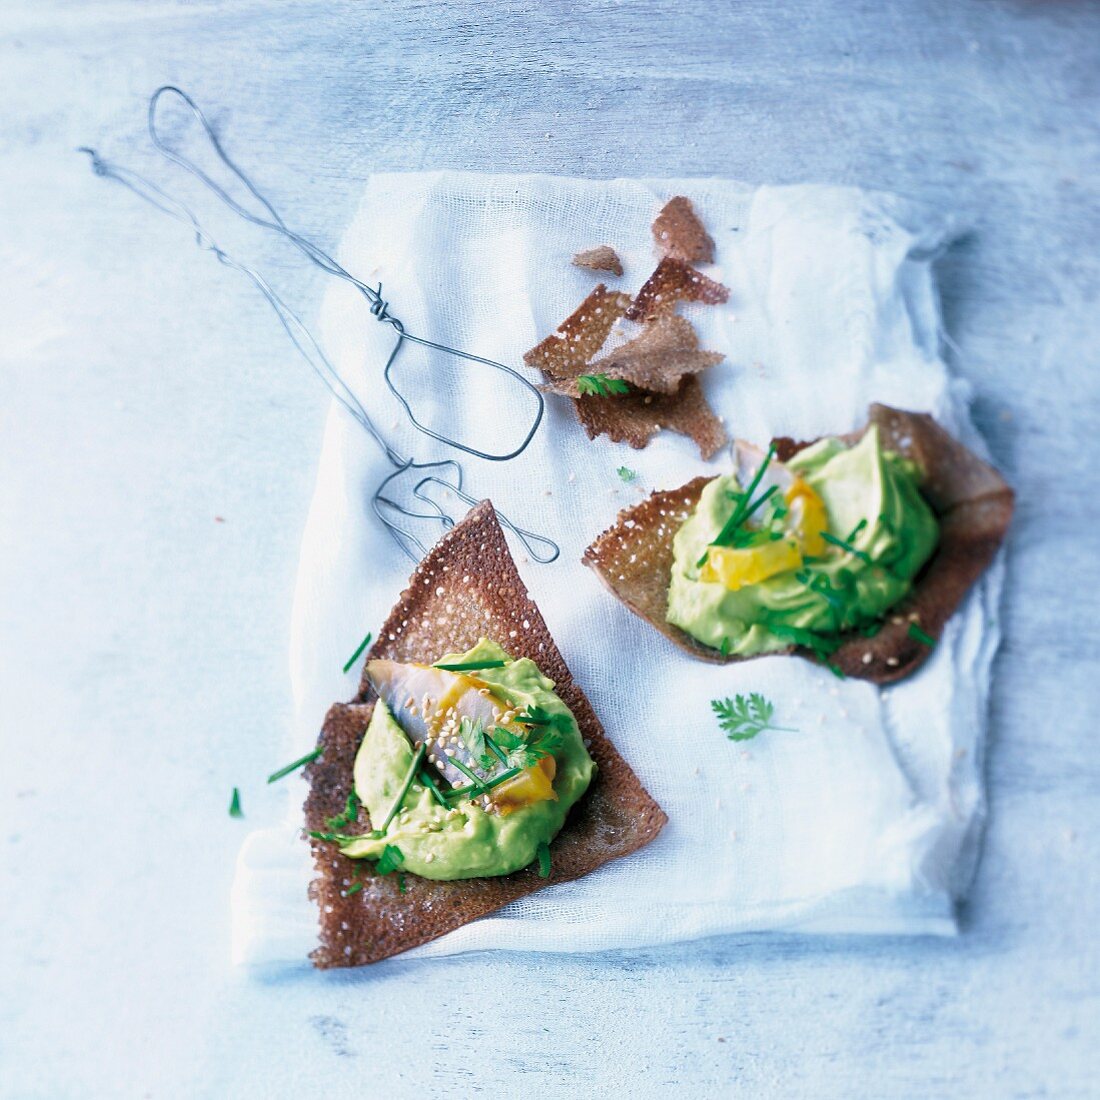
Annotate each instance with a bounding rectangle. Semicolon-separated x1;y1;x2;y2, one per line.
711;693;795;741
617;466;637;482
577;373;631;397
458;716;487;762
490;724;563;771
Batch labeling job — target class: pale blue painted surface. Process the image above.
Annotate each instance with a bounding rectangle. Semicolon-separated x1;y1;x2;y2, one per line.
1;2;1097;1096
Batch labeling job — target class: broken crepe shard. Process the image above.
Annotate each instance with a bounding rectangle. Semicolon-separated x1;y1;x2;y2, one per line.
303;500;667;968
652;195;716;264
582;405;1014;685
572;245;624;276
525;196;731;459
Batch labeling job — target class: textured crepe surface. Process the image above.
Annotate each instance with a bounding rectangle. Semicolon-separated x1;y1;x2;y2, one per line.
232;172;1005;965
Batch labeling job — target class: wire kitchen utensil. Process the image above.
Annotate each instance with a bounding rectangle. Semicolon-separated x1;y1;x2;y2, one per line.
79;86;559;563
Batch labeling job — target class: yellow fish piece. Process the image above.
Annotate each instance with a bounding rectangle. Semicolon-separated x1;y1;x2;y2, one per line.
701;538;803;590
784;479;828;556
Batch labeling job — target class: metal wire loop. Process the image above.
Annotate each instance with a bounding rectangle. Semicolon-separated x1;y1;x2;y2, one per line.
79;87;561;565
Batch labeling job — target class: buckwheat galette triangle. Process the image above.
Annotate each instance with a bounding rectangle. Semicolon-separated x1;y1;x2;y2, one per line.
304;501;666;967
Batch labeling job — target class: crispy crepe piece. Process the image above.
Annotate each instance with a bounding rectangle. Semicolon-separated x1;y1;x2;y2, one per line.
572;245;624;276
304;501;667;967
541;315;724;398
652;195;715;264
575;376;727;460
582;404;1014;684
626;257;730;323
523;283;633;379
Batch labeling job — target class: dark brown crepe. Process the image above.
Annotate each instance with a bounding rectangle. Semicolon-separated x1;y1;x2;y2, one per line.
540;315;724;398
304;501;667;967
582;404;1014;684
625;256;729;323
652;195;716;264
574;377;728;460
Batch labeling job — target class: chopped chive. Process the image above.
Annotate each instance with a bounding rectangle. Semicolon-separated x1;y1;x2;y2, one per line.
341;630;373;674
719;636;731;657
398;872;407;894
700;444;777;565
827;662;847;679
482;732;510;767
444;767;523;802
449;756;488;792
617;466;637;482
379;743;427;833
846;518;868;543
535;840;552;878
418;769;448;807
267;746;322;784
346;880;364;897
229;787;243;818
907;622;937;648
739;483;779;525
821;531;872;565
433;659;508;672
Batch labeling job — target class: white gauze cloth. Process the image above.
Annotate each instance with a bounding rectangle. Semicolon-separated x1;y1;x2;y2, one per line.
232;172;1004;965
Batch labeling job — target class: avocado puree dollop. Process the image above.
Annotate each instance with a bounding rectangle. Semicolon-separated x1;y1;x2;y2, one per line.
340;640;596;880
667;425;939;656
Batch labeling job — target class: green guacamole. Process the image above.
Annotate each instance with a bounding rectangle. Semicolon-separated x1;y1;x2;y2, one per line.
667;425;939;656
339;639;596;880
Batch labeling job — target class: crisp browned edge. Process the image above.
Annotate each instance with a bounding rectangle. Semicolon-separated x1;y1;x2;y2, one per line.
303;501;667;968
583;404;1015;684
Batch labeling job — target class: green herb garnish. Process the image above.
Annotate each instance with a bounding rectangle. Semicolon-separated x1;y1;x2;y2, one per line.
907;622;936;648
457;715;489;763
617;466;637;482
821;531;872;565
535;840;552;878
700;444;777;565
719;636;731;657
434;659;508;672
267;746;322;784
346;879;364;897
398;872;407;894
375;844;405;876
712;693;795;741
577;373;631;397
418;769;448;808
515;705;573;735
444;766;524;803
481;731;510;769
342;630;373;674
325;790;359;832
449;755;489;792
378;743;427;832
489;725;563;771
229;787;243;818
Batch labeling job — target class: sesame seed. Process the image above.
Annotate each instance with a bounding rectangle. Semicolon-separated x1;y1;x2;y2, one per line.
862;652;873;665
886;657;900;667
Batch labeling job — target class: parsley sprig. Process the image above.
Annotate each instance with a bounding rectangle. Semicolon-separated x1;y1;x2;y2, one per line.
577;373;631;397
711;693;795;741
